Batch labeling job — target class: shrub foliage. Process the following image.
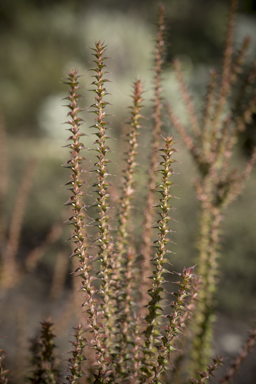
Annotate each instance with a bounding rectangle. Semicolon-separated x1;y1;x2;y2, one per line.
1;1;256;383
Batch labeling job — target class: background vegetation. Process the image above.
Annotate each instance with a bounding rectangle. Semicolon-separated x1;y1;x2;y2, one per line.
0;0;256;382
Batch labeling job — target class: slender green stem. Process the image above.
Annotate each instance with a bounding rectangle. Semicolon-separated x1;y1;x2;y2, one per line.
113;79;143;381
142;136;176;383
141;4;166;314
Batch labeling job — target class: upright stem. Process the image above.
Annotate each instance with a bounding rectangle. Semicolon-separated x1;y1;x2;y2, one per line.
63;69;106;381
189;202;221;374
113;79;143;381
142;136;175;383
2;158;36;288
141;5;165;313
90;41;116;377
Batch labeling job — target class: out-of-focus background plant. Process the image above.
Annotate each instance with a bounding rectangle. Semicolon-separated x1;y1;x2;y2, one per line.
0;0;256;383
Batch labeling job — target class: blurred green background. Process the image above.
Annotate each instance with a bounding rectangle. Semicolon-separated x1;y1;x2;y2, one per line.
1;0;256;382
